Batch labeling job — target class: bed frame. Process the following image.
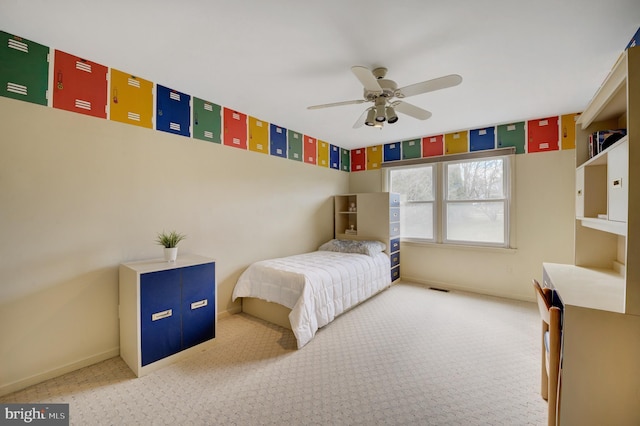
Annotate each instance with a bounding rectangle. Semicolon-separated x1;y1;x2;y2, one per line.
242;297;293;330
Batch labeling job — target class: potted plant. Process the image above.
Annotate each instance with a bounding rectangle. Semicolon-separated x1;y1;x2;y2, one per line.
155;230;186;262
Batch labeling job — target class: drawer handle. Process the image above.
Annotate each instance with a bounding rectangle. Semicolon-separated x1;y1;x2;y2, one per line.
191;299;208;310
151;309;172;321
611;178;622;189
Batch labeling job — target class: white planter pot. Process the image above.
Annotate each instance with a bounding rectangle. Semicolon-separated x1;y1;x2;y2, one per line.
164;247;178;262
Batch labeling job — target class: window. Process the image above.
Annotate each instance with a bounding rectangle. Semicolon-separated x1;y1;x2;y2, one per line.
387;154;511;248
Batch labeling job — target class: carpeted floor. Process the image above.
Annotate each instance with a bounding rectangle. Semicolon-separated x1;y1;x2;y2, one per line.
1;282;547;425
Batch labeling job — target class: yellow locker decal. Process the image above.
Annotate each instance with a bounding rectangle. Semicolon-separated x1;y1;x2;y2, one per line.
366;145;383;169
445;131;468;154
110;69;153;129
248;116;269;154
317;140;329;167
561;113;580;150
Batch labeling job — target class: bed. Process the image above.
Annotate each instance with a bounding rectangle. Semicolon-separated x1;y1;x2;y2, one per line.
232;239;391;348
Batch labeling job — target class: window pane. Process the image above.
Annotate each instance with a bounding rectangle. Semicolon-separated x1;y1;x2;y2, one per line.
390;167;434;201
390;166;434;241
401;202;433;239
447;159;504;200
446;202;504;244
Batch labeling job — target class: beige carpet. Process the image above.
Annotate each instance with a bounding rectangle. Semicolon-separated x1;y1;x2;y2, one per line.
1;282;547;425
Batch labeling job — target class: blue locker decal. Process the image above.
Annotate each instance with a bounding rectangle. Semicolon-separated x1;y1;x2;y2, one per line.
384;142;401;162
329;144;340;170
470;127;496;151
156;85;191;137
270;124;287;158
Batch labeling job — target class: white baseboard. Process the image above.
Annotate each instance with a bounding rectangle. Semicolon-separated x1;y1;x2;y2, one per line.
399;275;535;303
0;347;120;397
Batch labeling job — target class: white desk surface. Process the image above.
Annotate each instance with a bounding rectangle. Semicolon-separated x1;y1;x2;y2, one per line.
543;262;625;313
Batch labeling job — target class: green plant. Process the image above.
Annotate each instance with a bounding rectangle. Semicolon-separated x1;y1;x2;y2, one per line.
155;230;186;248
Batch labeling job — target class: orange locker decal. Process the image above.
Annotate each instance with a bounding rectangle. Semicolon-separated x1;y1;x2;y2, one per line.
304;135;317;165
110;69;153;129
248;116;269;154
53;50;108;118
223;108;248;149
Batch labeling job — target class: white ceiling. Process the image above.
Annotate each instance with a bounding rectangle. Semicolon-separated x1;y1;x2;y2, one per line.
2;0;639;150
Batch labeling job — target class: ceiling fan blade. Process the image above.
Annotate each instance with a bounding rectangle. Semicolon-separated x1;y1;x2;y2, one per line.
392;101;432;120
307;99;366;110
353;109;369;128
397;74;463;98
351;66;382;94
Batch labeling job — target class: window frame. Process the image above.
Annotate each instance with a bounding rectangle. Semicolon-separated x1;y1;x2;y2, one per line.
384;149;514;249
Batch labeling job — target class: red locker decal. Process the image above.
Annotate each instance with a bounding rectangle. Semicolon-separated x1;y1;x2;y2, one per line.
527;116;559;153
52;50;108;118
422;135;444;157
304;135;317;165
351;148;366;171
223;108;247;149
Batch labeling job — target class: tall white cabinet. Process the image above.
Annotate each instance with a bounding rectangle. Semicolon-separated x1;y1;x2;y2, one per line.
334;192;401;281
543;45;640;425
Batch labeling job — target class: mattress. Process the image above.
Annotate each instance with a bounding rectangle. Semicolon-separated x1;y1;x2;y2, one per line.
232;250;391;348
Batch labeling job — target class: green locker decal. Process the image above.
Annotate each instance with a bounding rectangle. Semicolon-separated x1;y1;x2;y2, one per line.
497;122;525;154
193;97;222;143
402;139;421;159
0;31;50;106
288;130;303;161
341;148;350;171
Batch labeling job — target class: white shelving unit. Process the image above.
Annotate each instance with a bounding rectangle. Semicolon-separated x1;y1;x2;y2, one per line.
543;45;640;425
334;192;401;281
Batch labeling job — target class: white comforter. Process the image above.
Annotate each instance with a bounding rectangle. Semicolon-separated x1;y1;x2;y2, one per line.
232;251;391;348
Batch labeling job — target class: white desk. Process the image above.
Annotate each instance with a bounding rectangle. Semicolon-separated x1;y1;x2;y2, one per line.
542;262;625;313
541;263;640;425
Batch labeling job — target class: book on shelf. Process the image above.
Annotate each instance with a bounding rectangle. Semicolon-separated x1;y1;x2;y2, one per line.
588;129;626;158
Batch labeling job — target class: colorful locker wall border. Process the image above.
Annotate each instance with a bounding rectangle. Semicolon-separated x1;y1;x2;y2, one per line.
0;30;350;173
350;112;581;172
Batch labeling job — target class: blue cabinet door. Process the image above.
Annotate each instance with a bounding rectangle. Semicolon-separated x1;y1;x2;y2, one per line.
140;269;182;366
181;263;216;349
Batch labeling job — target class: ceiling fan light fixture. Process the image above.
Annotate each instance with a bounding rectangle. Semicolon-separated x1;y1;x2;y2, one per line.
374;104;386;122
386;106;398;123
364;108;376;126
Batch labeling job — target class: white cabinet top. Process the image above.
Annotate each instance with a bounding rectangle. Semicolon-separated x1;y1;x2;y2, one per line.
121;253;215;274
543;262;625;313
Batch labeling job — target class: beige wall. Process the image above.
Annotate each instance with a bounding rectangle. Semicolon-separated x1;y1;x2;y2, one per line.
0;97;349;395
0;94;577;395
350;149;576;301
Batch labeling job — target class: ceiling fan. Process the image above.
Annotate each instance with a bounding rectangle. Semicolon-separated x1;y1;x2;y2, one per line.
307;66;462;129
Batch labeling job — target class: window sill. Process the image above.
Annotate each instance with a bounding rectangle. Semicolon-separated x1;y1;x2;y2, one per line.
402;239;517;254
